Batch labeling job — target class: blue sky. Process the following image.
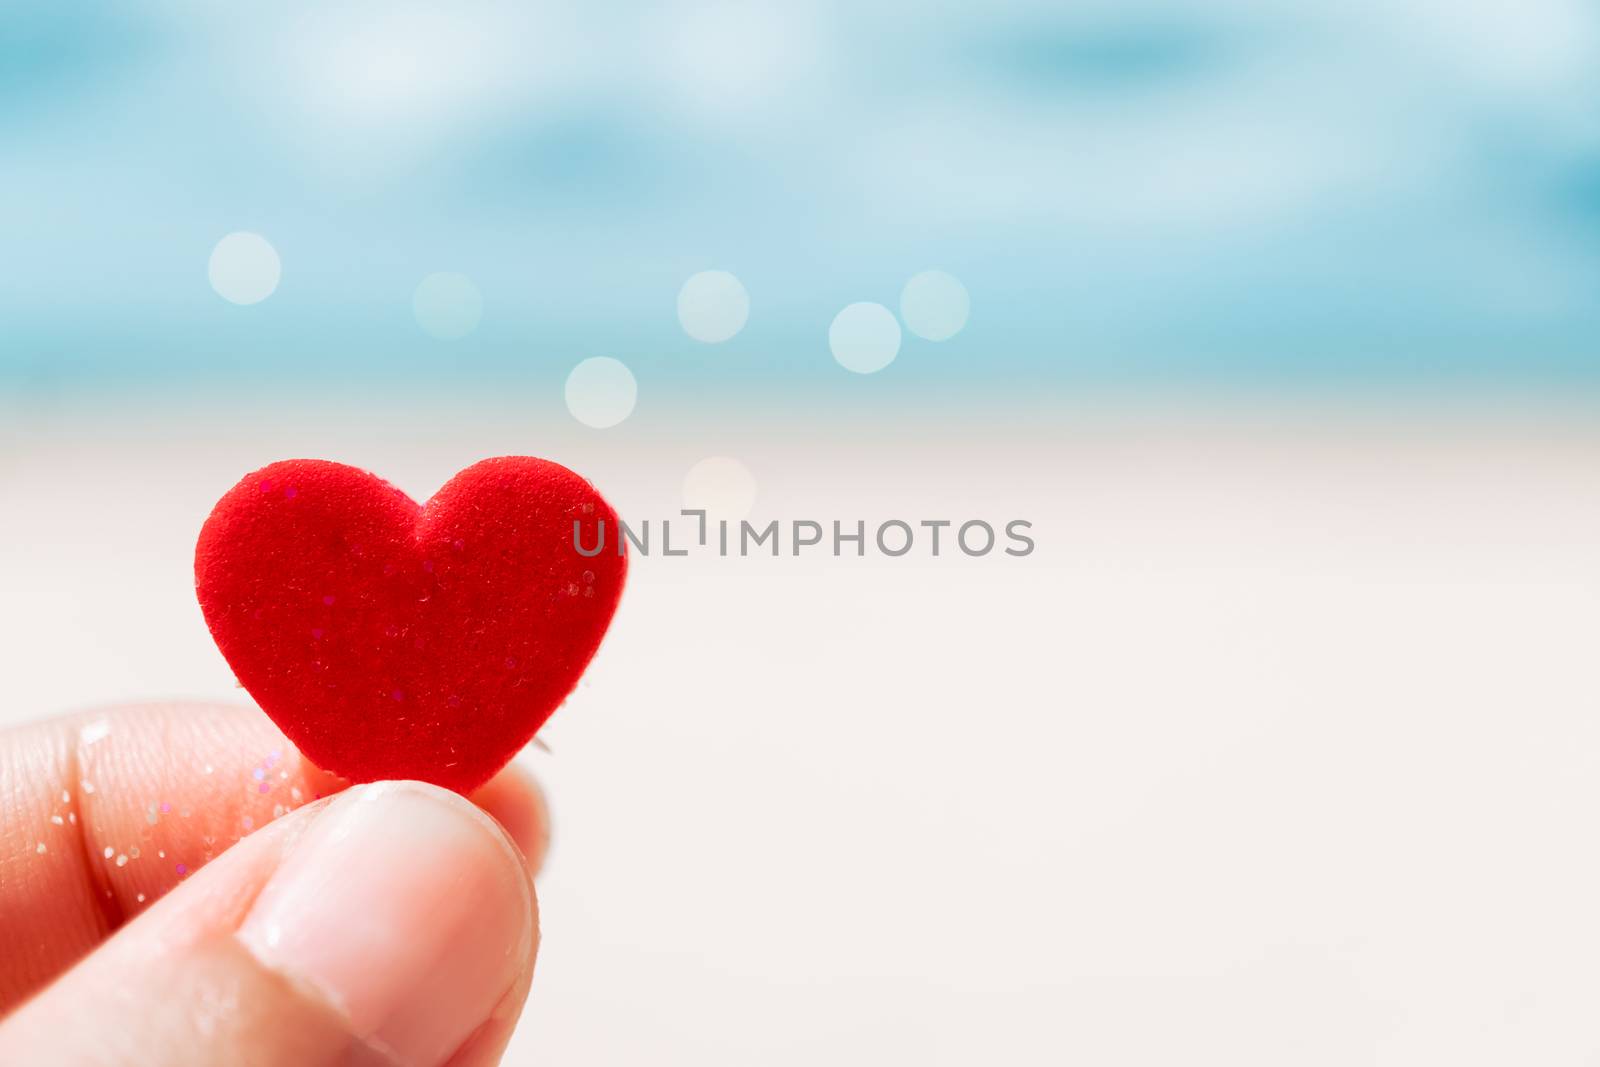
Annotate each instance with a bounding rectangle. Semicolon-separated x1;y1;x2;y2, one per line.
4;0;1599;393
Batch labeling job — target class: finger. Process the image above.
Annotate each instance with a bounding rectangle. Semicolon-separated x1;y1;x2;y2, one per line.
0;702;545;1014
0;780;538;1067
469;763;551;874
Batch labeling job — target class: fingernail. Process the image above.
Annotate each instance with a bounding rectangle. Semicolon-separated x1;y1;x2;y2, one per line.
237;781;536;1067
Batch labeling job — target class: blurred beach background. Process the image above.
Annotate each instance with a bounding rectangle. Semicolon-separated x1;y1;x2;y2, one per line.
4;1;1600;1063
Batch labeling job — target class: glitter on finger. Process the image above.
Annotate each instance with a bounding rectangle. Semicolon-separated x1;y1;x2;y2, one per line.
81;780;96;795
176;863;188;875
50;814;64;825
102;846;114;860
115;854;128;867
35;842;46;854
136;893;146;904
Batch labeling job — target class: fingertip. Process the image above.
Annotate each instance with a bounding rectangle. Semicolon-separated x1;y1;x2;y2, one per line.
470;762;551;874
236;781;537;1066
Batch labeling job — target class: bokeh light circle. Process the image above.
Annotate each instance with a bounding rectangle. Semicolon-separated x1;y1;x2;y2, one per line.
677;270;749;343
829;302;901;374
565;357;638;429
900;270;970;341
682;456;757;522
412;272;483;340
208;232;281;305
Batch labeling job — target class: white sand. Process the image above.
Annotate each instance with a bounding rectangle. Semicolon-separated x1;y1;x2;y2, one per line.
3;393;1598;1064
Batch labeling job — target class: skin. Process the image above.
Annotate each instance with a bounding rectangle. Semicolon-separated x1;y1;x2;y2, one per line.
0;702;548;1066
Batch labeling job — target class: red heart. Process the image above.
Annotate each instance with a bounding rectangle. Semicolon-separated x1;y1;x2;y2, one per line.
195;457;626;793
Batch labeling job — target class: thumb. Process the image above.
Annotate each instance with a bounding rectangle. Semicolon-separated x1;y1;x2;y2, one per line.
0;781;538;1067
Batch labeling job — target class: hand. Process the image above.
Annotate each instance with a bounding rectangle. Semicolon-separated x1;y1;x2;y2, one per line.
0;702;547;1066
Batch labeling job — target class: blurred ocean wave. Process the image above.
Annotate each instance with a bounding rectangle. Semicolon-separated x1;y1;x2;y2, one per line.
3;0;1598;391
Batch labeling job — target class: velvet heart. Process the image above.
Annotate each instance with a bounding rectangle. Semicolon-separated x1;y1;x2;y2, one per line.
195;457;626;792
